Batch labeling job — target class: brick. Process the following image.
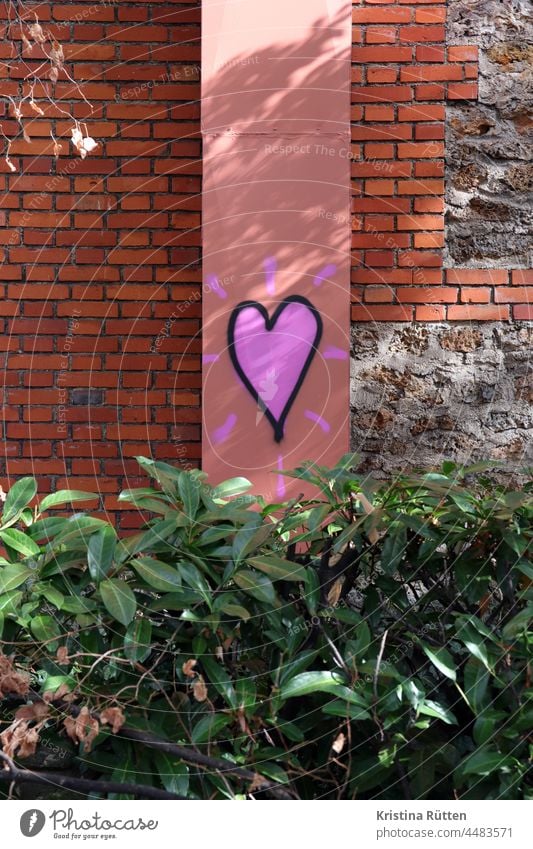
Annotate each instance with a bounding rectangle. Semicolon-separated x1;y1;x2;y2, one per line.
460;288;491;304
513;305;533;320
352;47;412;63
415;123;445;140
365;105;395;122
367;67;399;84
415;305;446;320
494;287;533;304
400;26;445;43
415;8;447;23
445;269;509;286
397;214;444;230
401;65;464;82
416;46;446;62
398;142;444;158
351;123;413;140
364;287;395;303
352;86;413;103
397;287;457;303
351;305;413;322
352;8;412;23
448;46;479;62
399;251;442;267
447;305;510;321
398;104;445;121
414;84;445;100
414;232;444;248
398;179;444;195
414;197;444;212
447;83;478;100
366;27;397;44
415;161;444;176
511;270;533;285
364;180;395;195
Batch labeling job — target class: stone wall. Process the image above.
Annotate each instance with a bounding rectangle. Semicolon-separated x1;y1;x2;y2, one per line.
351;323;532;475
446;0;533;267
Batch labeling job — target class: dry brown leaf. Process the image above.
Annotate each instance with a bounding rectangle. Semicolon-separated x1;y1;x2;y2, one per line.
248;773;266;794
100;707;126;734
192;676;208;702
56;646;69;665
15;702;50;723
29;22;46;44
0;654;30;698
43;682;74;703
30;100;44;116
63;707;99;753
182;659;197;678
1;720;40;760
327;577;344;607
331;732;346;754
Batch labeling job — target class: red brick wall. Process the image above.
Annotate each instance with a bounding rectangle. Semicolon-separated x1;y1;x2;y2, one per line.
1;1;202;525
0;0;530;521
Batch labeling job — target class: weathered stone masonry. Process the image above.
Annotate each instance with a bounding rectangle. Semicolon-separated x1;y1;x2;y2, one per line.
350;0;532;473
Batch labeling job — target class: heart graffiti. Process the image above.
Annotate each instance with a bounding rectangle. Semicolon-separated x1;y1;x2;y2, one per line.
227;296;323;442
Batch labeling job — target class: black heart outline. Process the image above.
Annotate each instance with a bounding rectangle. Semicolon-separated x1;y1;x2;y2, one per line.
227;295;323;443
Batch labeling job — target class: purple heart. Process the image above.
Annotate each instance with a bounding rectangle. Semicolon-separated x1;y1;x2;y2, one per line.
228;296;323;442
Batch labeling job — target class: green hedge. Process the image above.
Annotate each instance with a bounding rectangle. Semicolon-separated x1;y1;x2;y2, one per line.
0;455;531;800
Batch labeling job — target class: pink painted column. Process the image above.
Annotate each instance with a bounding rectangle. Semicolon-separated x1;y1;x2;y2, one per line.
202;0;352;498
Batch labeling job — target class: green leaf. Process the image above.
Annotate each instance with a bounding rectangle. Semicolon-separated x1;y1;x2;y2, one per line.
248;554;306;582
463;658;490;714
322;700;371;721
37;583;64;609
100;579;137;627
0;565;33;594
502;606;532;639
277;650;319;688
124;618;152;663
178;562;212;606
30;614;61;651
218;602;251;622
0;590;23;616
236;678;256;713
420;642;457;681
154;753;189;797
212;477;252;500
126;518;178;556
202;656;238;709
418;699;458;725
191;713;232;745
131;557;182;592
460;748;513;777
39;490;98;511
233;569;276;604
280;671;367;707
88;526;117;583
60;596;97;614
178;473;200;520
0;528;40;558
2;477;37;525
458;623;493;673
380;525;406;574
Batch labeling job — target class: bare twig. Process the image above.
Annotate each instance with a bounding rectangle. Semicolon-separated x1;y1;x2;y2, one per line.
0;751;184;800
